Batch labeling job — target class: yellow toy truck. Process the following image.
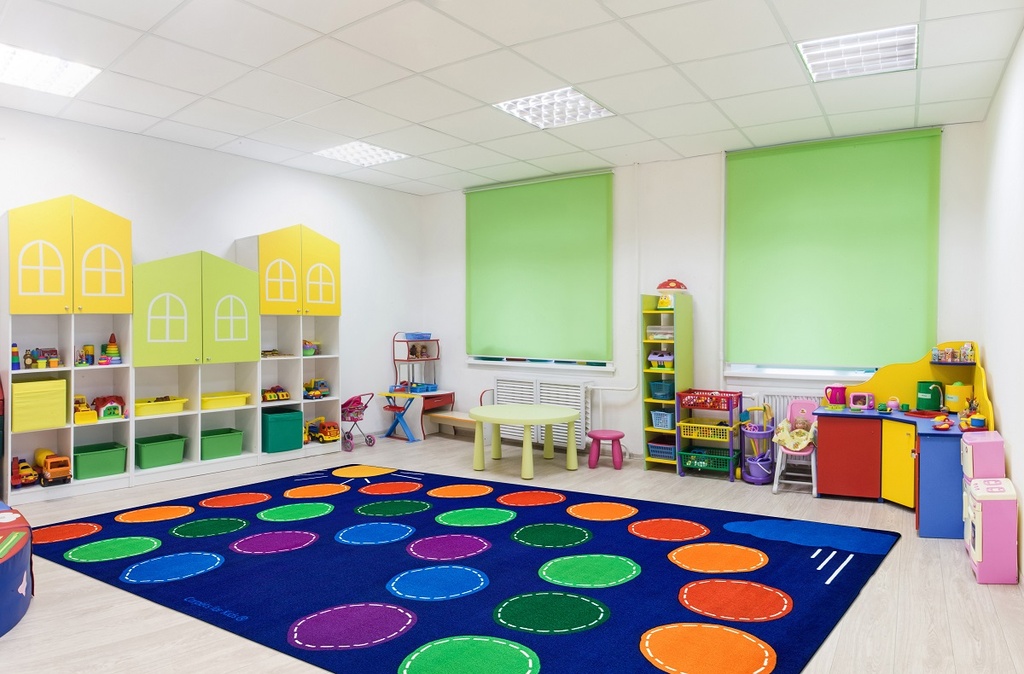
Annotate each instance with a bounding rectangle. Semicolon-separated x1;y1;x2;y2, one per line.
35;449;72;487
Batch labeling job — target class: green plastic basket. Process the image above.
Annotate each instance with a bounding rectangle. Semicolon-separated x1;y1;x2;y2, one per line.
135;434;186;469
74;442;127;479
201;428;243;460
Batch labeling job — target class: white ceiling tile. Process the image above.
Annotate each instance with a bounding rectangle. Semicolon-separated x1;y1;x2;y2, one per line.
602;0;700;18
352;77;481;123
827;107;917;137
917;98;991;125
422;171;497;190
143;120;239;149
389;180;449;195
109;36;251;96
342;168;409;186
741;116;832;147
218;138;304;163
921;11;1024;68
681;45;808;99
528;151;615;173
296;99;408;138
771;0;921;42
513;23;666;82
578;67;705;114
281;153;361;176
481;133;580;159
363;125;466;155
77;72;199;118
423;106;534;143
627;0;785;63
59;100;159;133
920;61;1005;104
427;0;613;45
717;86;821;127
926;0;1024;20
45;0;184;31
628;102;734;137
590;141;680;166
0;0;142;66
153;0;320;67
211;71;339;119
247;122;352;153
547;116;653;149
263;38;411;98
426;51;565;104
813;70;919;114
662;129;753;157
472;162;554;182
423;145;515;170
244;0;403;32
171;98;283;136
370;157;454;179
0;83;73;116
333;3;497;72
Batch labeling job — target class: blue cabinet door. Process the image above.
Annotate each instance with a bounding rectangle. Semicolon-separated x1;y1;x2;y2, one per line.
918;433;963;538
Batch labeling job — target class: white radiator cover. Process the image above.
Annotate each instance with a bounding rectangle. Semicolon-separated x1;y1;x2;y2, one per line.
494;376;591;448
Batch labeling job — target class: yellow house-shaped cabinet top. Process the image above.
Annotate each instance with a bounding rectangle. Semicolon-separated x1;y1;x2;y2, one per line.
7;195;133;314
252;224;340;316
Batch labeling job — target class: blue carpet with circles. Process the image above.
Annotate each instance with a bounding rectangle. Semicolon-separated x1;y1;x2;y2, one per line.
31;464;899;674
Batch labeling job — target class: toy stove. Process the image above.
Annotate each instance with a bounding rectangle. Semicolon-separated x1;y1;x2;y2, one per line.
964;478;1018;584
960;432;1006;560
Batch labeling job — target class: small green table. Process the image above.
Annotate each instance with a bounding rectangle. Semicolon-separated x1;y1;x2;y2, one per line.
469;404;579;479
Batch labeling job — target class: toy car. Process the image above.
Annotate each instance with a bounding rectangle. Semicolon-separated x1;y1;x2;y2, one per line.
17;459;38;486
307;417;340;443
304;378;330;399
270;385;290;400
261;389;279;402
35;449;72;487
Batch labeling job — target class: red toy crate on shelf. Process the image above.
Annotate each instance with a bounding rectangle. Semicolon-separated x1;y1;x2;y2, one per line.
677;389;742;411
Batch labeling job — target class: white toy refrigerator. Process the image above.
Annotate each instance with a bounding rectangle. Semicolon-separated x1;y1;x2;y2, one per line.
964;478;1018;584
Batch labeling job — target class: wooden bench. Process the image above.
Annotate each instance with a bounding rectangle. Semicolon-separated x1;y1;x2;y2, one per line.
424;410;477;436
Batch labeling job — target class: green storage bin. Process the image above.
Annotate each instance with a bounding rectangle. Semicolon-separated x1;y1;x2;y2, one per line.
262;408;303;453
135;433;187;469
74;442;127;480
201;428;244;460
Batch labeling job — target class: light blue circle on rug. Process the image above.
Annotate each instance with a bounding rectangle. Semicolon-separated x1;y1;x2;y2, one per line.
336;522;416;545
387;565;489;601
120;552;224;584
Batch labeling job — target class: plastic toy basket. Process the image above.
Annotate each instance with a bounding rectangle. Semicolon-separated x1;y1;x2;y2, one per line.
678;418;739;442
647;441;676;460
679;446;739;472
677;388;742;411
648;380;673;400
650;410;675;430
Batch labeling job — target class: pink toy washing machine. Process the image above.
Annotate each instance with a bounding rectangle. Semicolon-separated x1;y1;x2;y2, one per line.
964;478;1018;584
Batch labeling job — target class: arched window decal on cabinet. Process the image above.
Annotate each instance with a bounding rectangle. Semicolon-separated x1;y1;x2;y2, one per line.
305;262;336;305
148;293;188;343
17;240;65;296
265;258;297;303
80;243;126;297
214;295;248;342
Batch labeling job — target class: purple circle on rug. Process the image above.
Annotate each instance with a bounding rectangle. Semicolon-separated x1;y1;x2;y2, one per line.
406;534;491;561
288;603;417;651
230;530;319;555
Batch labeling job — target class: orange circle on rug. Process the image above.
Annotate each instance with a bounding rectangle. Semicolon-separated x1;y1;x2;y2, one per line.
497;490;565;507
668;543;768;573
284;484;351;499
641;622;777;674
33;522;102;544
680;579;793;622
199;492;272;508
115;505;195;523
427;484;494;498
628;518;710;542
566;501;638;521
359;481;423;495
332;465;396;479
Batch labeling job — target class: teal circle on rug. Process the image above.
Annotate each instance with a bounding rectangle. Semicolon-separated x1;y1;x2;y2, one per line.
398;635;539;674
258;502;334;522
120;552;224;583
171;518;248;538
511;523;592;548
355;500;432;517
336;522;416;545
494;592;610;634
64;536;162;563
538;554;641;588
435;508;516;527
387;565;489;601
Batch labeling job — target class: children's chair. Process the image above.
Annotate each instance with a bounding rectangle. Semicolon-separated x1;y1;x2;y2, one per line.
771;399;818;496
587;429;624;470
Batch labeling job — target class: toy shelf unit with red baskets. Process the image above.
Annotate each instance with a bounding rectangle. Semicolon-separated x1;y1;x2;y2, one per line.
675;389;743;481
640;292;693;471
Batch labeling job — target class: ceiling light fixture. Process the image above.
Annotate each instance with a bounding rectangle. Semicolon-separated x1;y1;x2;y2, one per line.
493;87;614;129
315;141;408;167
0;42;100;96
797;24;918;83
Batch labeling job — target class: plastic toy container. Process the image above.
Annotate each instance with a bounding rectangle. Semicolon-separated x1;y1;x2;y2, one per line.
409;383;438;393
135;396;188;417
647;442;676;460
201;391;251;410
650;410;675;430
677;389;742;411
73;442;127;479
11;379;66;432
262;408;303;453
404;332;431;340
135;434;187;469
200;428;243;460
678;446;738;472
649;381;673;400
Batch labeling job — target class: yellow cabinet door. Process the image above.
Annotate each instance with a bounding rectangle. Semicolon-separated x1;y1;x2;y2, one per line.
72;198;133;313
881;419;916;508
8;196;74;314
257;225;302;315
299;225;340;316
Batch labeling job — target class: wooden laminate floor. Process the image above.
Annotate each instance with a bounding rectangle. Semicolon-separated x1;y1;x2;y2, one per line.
2;434;1022;673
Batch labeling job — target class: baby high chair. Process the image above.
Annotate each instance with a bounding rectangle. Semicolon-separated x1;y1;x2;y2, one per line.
771;399;819;496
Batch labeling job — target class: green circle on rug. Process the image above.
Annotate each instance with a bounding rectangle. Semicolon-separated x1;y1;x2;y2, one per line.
539;554;641;588
171;518;248;538
512;523;592;548
258;502;334;522
355;500;432;517
399;635;539;674
64;536;162;563
435;508;516;527
494;592;610;634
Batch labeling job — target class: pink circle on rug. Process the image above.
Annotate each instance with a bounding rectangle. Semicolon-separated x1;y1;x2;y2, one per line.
230;530;319;555
288;603;417;651
200;492;272;508
359;481;423;495
406;534;491;561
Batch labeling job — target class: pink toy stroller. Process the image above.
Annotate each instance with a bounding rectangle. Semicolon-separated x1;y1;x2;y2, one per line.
340;393;376;451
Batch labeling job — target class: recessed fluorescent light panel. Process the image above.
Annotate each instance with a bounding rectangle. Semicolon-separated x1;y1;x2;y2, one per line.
797;24;918;82
493;87;614;129
0;43;100;96
315;141;408;167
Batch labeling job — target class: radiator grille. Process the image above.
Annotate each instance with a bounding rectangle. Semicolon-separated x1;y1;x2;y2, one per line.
494;376;591;448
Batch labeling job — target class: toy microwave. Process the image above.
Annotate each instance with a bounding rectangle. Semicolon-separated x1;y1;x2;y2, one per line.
848;392;875;410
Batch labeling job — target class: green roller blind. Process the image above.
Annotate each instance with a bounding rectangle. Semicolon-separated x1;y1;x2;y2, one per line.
466;173;612;361
725;130;940;369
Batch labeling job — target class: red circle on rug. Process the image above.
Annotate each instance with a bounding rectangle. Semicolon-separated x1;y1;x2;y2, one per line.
680;579;793;622
359;481;423;495
115;505;194;523
200;492;272;508
427;484;493;498
285;484;351;498
33;522;102;544
566;501;638;521
497;490;566;507
628;518;710;542
641;622;777;674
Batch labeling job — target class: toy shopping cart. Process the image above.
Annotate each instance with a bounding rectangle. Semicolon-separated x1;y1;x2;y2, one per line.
340;393;376;451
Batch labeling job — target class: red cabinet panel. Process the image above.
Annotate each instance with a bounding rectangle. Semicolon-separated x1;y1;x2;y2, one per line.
817;416;882;498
